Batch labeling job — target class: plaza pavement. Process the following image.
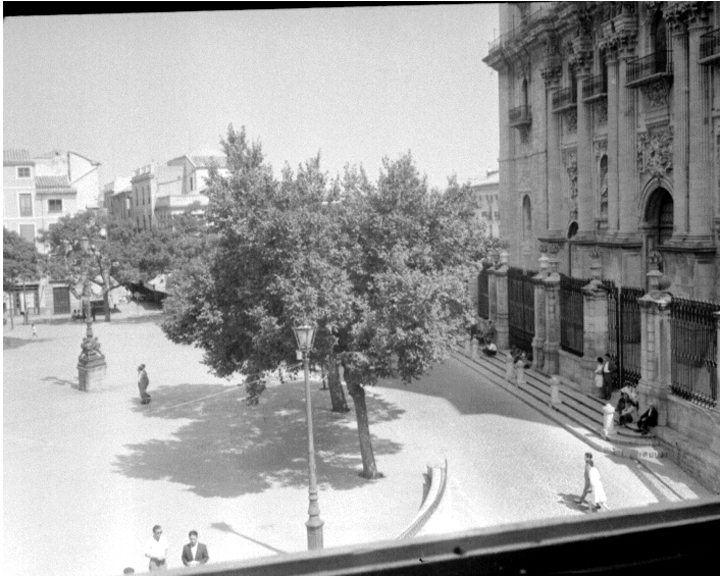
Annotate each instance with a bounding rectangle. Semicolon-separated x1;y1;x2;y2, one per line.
3;304;714;576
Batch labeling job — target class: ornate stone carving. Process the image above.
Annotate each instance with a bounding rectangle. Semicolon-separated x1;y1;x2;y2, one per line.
599;153;608;219
542;64;563;89
637;126;674;179
663;2;690;32
562;149;578;221
640;78;672;108
564;109;577;134
594;139;608;158
595;100;608;125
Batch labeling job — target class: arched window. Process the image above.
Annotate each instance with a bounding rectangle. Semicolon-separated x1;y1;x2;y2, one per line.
652;11;667;73
522;196;532;242
645;188;673;250
567;222;578;240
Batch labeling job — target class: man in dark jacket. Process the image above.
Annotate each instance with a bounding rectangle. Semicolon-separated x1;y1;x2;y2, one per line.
138;364;151;404
601;354;617;400
181;530;209;567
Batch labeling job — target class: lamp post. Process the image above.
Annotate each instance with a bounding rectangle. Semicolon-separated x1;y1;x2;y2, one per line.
77;235;106;392
293;324;324;550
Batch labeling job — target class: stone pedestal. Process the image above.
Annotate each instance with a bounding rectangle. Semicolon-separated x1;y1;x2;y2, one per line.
495;252;510;350
532;255;549;370
543;257;561;375
78;357;108;392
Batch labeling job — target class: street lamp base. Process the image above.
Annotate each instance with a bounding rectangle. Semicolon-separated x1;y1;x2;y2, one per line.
77;356;107;392
306;517;324;550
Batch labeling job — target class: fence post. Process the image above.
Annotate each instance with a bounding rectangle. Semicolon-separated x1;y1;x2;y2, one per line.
543;255;561;375
581;255;608;393
532;254;549;370
495;251;510;350
716;311;720;407
637;269;673;427
488;257;498;324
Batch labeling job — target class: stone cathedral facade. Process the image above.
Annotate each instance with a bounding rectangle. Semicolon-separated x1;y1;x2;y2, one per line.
484;2;720;300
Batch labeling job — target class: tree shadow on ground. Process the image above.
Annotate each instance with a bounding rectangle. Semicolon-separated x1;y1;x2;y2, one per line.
113;381;404;498
3;336;49;350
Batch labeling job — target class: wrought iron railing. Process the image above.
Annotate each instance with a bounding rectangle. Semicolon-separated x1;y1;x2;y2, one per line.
605;281;643;390
508;267;536;355
552;87;577;111
582;74;607;100
671;298;719;409
700;28;720;60
626;50;673;84
478;267;489;320
508;105;532;127
560;275;585;357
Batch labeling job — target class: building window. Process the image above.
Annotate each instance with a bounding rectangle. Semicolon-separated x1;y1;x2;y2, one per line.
48;199;62;213
19;224;35;243
19;193;33;216
17;166;31;178
522;196;532;242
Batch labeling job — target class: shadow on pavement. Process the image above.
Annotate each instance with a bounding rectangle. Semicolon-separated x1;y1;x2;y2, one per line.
557;492;588;513
3;336;48;350
210;521;286;554
113;381;404;498
41;376;79;389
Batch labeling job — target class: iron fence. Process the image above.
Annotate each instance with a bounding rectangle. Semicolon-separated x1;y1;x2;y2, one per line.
478;267;489;320
670;298;719;409
627;50;673;84
605;281;643;390
552;86;577;111
582;74;607;100
560;275;585;357
508;267;536;355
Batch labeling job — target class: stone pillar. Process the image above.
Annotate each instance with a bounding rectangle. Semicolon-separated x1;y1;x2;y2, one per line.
488;261;498;323
532;254;550;370
468;272;479;321
581;256;609;392
637;269;673;427
667;10;690;237
576;67;594;237
715;311;720;401
544;80;563;236
543;255;561;375
618;46;637;236
687;8;712;240
495;251;510;351
605;52;620;233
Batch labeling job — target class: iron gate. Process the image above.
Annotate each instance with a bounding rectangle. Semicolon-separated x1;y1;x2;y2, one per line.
508;267;535;354
605;281;643;390
560;274;586;357
478;266;489;319
670;298;720;408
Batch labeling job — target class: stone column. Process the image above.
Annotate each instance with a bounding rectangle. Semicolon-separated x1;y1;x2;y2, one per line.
543;255;561;375
581;255;609;392
715;311;720;402
495;251;510;351
468;272;479;321
637;269;673;427
575;65;594;237
488;260;498;323
605;51;620;233
687;7;712;240
543;66;563;236
667;10;690;237
532;254;550;370
618;43;637;236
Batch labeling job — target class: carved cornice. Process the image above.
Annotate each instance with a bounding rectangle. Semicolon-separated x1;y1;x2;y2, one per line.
637;126;674;179
663;2;691;32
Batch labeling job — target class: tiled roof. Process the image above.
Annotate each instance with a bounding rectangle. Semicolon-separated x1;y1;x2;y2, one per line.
190;155;227;169
3;148;34;166
35;175;76;195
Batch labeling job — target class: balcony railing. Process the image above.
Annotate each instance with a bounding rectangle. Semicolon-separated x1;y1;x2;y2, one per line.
552;87;577;113
508;105;532;128
700;28;720;64
582;74;608;102
626;50;673;86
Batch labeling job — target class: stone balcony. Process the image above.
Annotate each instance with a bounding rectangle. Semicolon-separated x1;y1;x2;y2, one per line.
626;50;673;88
699;28;720;66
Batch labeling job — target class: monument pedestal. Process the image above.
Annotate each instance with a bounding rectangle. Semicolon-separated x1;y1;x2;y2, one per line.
78;356;107;392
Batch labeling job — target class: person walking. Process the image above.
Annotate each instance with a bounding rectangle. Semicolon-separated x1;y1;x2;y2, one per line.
601;354;617;400
505;349;517;384
181;530;209;567
144;525;169;570
575;452;593;507
31;322;37;338
138;364;151;405
514;352;527;388
588;459;609;512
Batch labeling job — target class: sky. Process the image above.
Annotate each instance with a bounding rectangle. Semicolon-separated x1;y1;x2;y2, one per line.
3;4;500;190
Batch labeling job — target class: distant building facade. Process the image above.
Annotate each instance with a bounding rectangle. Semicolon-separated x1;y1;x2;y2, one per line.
469;169;501;238
483;2;720;299
104;176;133;220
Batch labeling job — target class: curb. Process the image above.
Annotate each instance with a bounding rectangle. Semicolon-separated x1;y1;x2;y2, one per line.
397;461;448;539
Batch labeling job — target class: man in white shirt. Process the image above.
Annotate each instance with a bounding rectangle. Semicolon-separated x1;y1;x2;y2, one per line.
145;525;169;571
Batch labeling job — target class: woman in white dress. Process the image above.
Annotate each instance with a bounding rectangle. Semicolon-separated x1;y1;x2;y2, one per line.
588;460;609;512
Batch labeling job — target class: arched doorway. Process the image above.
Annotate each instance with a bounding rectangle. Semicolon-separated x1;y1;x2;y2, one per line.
567;221;578;277
645;187;673;251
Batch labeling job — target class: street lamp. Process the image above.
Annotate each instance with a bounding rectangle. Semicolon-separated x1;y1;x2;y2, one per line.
293;324;324;550
77;236;106;392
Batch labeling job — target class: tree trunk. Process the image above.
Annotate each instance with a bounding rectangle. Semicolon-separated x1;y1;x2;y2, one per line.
345;373;382;479
326;360;349;413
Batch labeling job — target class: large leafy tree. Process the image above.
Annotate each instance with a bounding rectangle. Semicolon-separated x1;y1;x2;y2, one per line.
162;125;491;479
3;228;40;327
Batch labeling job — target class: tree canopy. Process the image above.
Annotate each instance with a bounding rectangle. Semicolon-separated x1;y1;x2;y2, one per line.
3;227;39;288
161;125;493;478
